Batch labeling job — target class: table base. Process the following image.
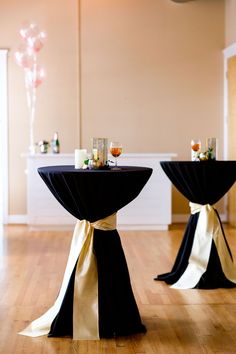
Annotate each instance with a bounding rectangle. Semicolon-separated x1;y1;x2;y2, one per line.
49;229;146;338
19;223;146;339
155;212;236;289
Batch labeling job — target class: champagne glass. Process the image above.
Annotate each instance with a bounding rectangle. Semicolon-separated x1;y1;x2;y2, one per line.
110;141;122;169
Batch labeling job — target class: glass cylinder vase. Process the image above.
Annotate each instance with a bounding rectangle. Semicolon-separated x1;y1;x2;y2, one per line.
206;137;217;160
92;138;108;168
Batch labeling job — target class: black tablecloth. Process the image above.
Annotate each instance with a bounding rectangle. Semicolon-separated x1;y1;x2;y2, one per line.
38;165;152;222
160;161;236;205
38;165;152;338
155;161;236;289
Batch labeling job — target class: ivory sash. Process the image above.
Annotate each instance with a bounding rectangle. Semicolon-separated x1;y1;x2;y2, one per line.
19;213;117;340
171;203;236;289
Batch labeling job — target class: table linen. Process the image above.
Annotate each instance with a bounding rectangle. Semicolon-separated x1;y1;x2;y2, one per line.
20;165;152;339
155;161;236;289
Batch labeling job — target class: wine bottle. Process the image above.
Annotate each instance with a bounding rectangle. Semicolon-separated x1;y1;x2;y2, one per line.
52;132;60;153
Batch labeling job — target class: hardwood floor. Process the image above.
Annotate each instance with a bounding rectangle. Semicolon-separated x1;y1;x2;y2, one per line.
1;224;236;353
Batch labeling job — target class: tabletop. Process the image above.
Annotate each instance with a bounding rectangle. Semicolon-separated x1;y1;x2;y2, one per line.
160;161;236;204
38;165;153;222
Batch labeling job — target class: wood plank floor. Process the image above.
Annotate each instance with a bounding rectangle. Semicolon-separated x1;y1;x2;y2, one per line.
1;224;236;354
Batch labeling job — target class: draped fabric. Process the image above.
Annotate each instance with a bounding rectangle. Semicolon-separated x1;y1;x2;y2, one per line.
37;166;153;223
171;203;236;289
155;161;236;289
20;166;152;339
20;214;116;339
158;161;236;205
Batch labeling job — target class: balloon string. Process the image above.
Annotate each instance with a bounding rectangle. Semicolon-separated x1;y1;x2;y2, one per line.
25;54;37;154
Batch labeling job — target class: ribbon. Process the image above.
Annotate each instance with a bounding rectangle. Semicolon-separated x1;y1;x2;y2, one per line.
171;203;236;289
19;213;117;339
73;213;117;340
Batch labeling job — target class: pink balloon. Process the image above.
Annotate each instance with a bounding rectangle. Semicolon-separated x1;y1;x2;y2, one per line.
26;30;47;52
27;65;46;88
14;45;34;69
19;23;40;41
27;36;44;52
39;30;47;41
19;27;30;40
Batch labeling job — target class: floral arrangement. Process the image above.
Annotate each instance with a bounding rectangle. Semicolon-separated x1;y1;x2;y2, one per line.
191;138;217;161
198;147;216;161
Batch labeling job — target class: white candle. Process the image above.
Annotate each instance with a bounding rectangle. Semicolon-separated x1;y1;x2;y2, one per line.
74;149;87;169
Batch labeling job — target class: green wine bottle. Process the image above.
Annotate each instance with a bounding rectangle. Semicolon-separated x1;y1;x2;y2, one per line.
52;132;60;153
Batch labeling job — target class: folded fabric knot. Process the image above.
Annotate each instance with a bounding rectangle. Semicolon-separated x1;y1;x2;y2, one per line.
91;212;117;231
189;202;215;215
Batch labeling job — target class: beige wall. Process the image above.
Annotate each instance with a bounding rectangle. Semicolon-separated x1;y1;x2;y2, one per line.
81;0;225;154
0;0;79;215
0;0;225;217
80;0;225;215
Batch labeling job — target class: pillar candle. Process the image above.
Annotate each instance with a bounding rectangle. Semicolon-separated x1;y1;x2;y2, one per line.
75;149;87;169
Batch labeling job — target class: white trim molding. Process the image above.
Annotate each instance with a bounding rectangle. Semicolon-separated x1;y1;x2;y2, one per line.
222;43;236;222
173;213;227;224
7;215;28;224
0;49;9;224
223;42;236;161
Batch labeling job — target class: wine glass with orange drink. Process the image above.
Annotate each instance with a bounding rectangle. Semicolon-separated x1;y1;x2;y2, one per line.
110;141;123;169
191;139;201;161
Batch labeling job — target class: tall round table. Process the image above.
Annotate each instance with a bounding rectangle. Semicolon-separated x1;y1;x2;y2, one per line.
155;161;236;289
19;165;152;340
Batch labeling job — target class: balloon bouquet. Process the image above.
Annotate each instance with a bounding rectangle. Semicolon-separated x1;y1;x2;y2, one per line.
14;23;47;154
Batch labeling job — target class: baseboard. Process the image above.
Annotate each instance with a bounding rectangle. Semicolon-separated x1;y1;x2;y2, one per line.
173;213;228;223
6;214;170;230
118;224;169;231
6;214;28;224
6;213;228;227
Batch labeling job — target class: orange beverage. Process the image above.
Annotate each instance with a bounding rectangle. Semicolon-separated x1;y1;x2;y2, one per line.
110;147;122;157
191;143;200;152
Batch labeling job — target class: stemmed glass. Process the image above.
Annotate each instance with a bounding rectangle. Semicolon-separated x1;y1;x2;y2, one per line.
109;141;122;169
191;139;201;161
